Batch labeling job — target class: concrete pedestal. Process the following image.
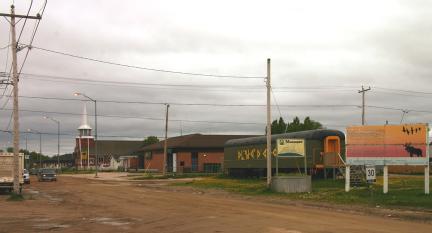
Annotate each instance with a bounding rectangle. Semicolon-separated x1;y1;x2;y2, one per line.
271;176;312;193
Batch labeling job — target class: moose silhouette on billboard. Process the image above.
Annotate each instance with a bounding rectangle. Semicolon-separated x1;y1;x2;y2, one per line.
403;143;423;157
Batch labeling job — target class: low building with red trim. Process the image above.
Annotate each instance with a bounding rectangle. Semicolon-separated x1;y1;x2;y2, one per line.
138;134;254;173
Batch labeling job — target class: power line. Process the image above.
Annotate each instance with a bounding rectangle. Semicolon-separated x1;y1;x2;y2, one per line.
0;44;11;50
0;129;160;139
30;45;264;79
4;102;430;122
271;87;283;119
17;0;47;78
373;86;432;95
16;0;33;44
2;28;11;83
15;93;432;113
373;89;432;99
17;94;360;108
19;72;432;97
0;88;13;109
1;107;265;125
4;111;13;131
17;72;265;90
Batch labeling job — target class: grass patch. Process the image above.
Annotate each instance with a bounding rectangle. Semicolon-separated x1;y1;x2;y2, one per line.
174;175;432;210
7;193;24;201
174;176;271;195
131;173;220;180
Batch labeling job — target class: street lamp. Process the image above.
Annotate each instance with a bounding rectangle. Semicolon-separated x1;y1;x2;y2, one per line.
74;92;99;178
27;128;42;168
44;116;60;169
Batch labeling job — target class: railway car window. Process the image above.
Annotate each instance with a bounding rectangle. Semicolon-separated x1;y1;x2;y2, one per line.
324;136;340;153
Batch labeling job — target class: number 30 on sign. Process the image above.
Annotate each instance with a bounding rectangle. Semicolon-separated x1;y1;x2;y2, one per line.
366;166;376;183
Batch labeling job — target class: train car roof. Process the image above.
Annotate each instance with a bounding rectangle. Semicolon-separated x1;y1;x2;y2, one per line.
224;129;345;147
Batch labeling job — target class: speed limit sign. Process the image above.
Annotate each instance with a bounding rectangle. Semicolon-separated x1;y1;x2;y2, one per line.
366;165;376;183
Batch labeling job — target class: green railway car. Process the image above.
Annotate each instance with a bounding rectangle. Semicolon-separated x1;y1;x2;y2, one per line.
224;129;345;177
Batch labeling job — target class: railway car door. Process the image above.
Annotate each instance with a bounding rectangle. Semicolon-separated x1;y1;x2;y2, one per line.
325;136;340;153
323;136;342;167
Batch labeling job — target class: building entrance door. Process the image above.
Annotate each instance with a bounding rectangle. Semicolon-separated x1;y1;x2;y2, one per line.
167;153;173;172
191;152;198;172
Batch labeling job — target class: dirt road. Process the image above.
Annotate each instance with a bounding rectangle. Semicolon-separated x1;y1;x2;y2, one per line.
0;174;431;233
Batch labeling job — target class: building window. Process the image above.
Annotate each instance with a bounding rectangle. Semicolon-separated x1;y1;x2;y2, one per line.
144;152;152;160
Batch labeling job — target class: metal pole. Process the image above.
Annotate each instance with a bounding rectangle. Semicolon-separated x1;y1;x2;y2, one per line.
57;120;60;169
163;104;169;176
79;135;82;169
87;137;89;169
383;165;388;194
266;58;272;188
426;165;430;195
25;133;28;170
425;126;430;195
345;165;350;192
39;132;42;168
361;88;365;125
94;99;98;178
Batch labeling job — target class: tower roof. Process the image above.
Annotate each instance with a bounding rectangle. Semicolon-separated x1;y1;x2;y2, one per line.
78;104;92;130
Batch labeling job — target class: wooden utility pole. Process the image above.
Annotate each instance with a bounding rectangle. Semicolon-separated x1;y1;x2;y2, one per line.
266;59;272;188
10;5;20;194
358;86;371;125
0;5;41;194
163;104;170;176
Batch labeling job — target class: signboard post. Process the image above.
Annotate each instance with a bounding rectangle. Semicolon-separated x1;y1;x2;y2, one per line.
345;165;350;192
276;138;306;175
383;165;388;194
346;124;429;194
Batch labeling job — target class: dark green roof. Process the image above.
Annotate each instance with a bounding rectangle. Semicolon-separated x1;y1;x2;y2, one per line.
91;140;143;157
224;129;345;147
139;134;255;152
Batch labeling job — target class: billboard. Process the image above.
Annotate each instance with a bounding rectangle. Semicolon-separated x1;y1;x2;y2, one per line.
277;138;305;157
346;124;429;165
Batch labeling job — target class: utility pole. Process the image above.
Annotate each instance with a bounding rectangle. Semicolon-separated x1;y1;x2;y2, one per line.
358;86;371;125
266;58;272;188
163;104;170;176
0;5;41;194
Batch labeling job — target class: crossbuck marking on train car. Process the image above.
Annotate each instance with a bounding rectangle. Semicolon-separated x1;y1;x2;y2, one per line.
237;148;277;160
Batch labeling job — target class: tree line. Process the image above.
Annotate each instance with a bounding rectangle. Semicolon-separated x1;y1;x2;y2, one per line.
270;116;322;134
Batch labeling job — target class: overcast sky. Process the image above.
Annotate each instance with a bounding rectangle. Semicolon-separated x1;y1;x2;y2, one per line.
1;0;432;156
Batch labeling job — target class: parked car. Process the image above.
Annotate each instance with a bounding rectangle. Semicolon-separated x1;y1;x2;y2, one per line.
29;168;39;175
37;168;57;182
23;169;30;184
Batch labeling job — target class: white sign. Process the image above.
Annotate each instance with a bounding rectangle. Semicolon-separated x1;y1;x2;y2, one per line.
365;166;376;182
25;155;30;160
276;138;305;157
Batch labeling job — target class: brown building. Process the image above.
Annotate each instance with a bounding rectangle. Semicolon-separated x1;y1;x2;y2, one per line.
138;134;254;173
